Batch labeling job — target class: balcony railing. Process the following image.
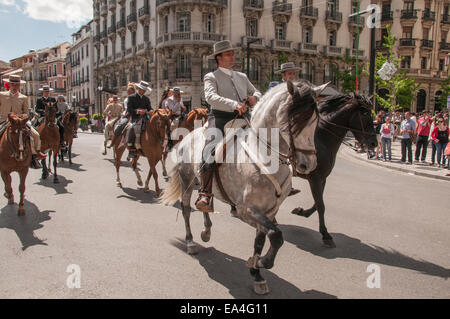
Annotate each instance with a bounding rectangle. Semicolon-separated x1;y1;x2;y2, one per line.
156;0;227;8
421;40;434;48
401;9;418;19
348;15;365;26
243;0;264;10
127;13;137;25
157;32;224;46
100;4;108;16
325;10;343;23
241;36;264;47
116;20;125;30
272;1;292;15
108;25;116;34
100;31;107;39
422;9;436;21
399;38;416;47
442;14;450;24
376;40;388;50
381;10;393;21
176;69;192;79
138;6;150;18
300;7;318;19
440;42;450;51
108;0;116;11
299;43;318;52
271;39;292;50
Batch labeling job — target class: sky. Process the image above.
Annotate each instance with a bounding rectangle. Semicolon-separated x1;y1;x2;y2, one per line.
0;0;92;63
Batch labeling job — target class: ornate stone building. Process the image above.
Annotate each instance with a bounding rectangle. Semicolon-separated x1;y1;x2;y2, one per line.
93;0;373;110
373;0;450;112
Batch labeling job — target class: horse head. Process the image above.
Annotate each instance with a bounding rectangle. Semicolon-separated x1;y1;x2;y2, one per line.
282;81;319;175
151;110;170;144
345;94;378;150
44;102;57;127
6;113;31;162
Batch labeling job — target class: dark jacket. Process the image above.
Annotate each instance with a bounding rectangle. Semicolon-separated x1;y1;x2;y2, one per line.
35;97;56;117
126;93;152;121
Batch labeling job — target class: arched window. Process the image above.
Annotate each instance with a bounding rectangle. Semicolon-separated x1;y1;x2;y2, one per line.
417;89;427;112
177;54;191;79
435;90;443;111
202;55;217;79
300;61;313;82
242;56;260;82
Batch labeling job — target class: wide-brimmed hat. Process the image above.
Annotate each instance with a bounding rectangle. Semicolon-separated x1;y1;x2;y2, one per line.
209;40;238;58
135;81;152;93
275;62;301;74
39;85;54;92
5;75;26;84
57;95;65;101
171;87;185;94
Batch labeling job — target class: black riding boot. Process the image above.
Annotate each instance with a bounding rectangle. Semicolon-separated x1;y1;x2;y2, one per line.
127;125;138;159
195;166;215;213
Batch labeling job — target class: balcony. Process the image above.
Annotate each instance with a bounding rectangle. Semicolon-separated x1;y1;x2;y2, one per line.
100;30;107;39
421;39;434;50
108;25;116;35
156;31;225;48
381;10;393;22
118;0;126;6
348;15;365;31
400;9;418;26
94;10;100;21
440;42;450;52
299;6;318;26
127;13;137;29
243;0;264;11
349;48;365;59
272;1;293;22
376;40;388;51
156;0;227;12
138;6;150;23
176;69;192;80
325;10;343;29
399;38;416;47
422;9;435;21
297;43;318;54
324;46;343;57
101;4;108;16
116;19;126;34
271;39;292;51
442;14;450;31
241;36;265;49
108;0;116;11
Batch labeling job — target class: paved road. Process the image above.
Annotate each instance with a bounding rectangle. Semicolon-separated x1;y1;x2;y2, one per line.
0;133;449;299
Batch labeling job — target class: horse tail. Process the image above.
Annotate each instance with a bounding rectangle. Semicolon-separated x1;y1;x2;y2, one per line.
160;163;182;206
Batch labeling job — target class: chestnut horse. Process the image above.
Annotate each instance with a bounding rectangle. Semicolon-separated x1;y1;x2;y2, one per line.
161;108;209;177
59;110;78;165
38;103;60;183
0;114;33;215
113;109;170;196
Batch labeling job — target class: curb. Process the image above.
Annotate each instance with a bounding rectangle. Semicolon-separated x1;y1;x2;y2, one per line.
340;145;450;182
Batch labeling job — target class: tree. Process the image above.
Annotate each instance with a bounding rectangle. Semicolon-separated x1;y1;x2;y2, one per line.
332;50;365;94
364;25;419;112
438;76;450;111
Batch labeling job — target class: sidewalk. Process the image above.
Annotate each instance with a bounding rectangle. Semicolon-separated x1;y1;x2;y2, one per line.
340;137;450;182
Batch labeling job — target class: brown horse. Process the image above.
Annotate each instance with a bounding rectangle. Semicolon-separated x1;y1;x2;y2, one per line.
161;108;209;176
59;110;78;165
0;114;33;215
113;109;170;196
38;103;60;183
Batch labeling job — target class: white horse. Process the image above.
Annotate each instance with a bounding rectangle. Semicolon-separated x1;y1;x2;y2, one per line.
161;81;324;295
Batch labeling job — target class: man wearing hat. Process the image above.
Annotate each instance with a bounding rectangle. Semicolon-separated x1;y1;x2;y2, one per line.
35;85;56;125
103;95;124;149
164;87;187;150
195;40;262;213
0;75;47;162
55;95;70;148
126;81;153;158
268;62;300;90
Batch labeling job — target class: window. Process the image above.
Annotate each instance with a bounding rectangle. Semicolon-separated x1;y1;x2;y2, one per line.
439;59;445;71
86;44;89;57
401;56;411;68
202;55;217;79
132;32;136;47
303;26;313;43
275;23;286;40
300;61;313;82
177;54;191;79
54;81;57;89
403;27;413;39
404;1;414;11
421;57;427;69
243;57;259;82
329;30;337;46
177;12;191;32
203;14;216;33
121;36;126;51
144;25;149;42
246;18;258;37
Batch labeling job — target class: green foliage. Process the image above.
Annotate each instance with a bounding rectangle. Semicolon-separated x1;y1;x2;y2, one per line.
79;117;88;124
333;49;365;94
363;25;419;112
438;76;450;109
93;113;104;120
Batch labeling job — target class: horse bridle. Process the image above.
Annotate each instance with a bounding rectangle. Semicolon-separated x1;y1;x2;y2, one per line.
5;124;29;161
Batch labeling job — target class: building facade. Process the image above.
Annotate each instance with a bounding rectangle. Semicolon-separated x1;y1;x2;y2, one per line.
374;0;450;112
93;0;372;110
67;21;96;115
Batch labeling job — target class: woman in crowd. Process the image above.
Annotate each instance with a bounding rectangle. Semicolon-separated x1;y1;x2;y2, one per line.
431;118;449;168
380;116;395;162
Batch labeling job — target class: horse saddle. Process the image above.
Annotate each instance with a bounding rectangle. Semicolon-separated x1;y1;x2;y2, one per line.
215;118;249;164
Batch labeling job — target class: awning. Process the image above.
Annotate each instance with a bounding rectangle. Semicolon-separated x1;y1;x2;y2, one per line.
2;68;23;76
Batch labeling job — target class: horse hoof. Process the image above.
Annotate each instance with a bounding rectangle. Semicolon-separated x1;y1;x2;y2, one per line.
54;179;59;184
246;255;262;269
18;208;25;216
144;188;150;193
156;190;161;197
187;243;198;255
253;281;270;295
201;230;211;243
291;208;305;217
117;182;122;188
323;239;336;248
42;174;48;180
137;180;144;187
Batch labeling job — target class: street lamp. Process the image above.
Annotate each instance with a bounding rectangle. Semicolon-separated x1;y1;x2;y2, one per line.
349;6;377;98
97;86;103;132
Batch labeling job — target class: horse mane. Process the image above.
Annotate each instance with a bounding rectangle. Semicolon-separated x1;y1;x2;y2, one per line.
319;93;373;116
286;83;318;136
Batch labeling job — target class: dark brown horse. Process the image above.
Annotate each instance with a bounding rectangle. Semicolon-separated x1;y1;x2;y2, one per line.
113;109;170;196
0;114;33;215
38;102;60;183
59;110;78;165
162;108;209;176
